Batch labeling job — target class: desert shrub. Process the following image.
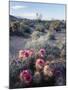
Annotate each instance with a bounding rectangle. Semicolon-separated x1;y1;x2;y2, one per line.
10;21;25;36
44;44;60;59
35;23;45;32
25;31;56;50
10;21;20;31
45;21;50;29
49;20;60;31
49;34;56;40
10;21;32;37
60;47;66;59
60;21;66;29
25;36;48;51
31;31;45;40
56;38;65;49
20;22;31;34
51;46;60;58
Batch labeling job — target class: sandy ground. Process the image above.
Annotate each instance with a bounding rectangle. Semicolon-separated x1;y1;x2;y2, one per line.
9;36;31;59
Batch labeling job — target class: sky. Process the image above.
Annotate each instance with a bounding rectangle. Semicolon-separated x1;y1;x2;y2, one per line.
9;1;66;20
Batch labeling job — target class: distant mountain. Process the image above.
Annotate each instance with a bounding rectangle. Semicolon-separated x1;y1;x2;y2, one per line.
9;15;23;22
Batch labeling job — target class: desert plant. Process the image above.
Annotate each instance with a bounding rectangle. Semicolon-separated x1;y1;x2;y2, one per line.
20;22;31;34
10;47;66;88
45;21;50;29
31;31;44;40
48;34;56;40
49;20;60;31
35;23;45;32
25;30;56;51
36;13;42;22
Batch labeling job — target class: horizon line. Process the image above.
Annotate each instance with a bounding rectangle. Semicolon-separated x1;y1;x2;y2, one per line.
10;14;65;21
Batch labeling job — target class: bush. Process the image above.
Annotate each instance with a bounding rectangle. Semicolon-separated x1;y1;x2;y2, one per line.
45;21;50;29
20;22;31;34
49;34;56;40
35;24;45;32
10;21;20;31
31;31;45;40
25;31;56;50
49;20;60;31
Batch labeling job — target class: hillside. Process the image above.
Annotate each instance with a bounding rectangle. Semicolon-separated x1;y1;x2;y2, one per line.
9;15;66;37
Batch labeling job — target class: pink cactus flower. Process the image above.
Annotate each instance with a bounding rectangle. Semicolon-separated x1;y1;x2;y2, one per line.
35;58;45;71
29;49;34;56
18;50;25;59
19;49;34;60
24;49;30;53
24;50;30;58
20;70;32;84
23;49;34;57
38;48;46;57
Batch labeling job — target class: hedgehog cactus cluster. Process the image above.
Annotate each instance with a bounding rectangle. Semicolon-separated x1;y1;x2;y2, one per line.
18;48;53;85
10;48;66;88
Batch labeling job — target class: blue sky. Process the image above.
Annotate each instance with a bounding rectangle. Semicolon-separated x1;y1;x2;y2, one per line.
10;1;66;20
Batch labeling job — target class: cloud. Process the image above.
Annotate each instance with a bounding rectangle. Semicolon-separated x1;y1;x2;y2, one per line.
12;5;27;9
